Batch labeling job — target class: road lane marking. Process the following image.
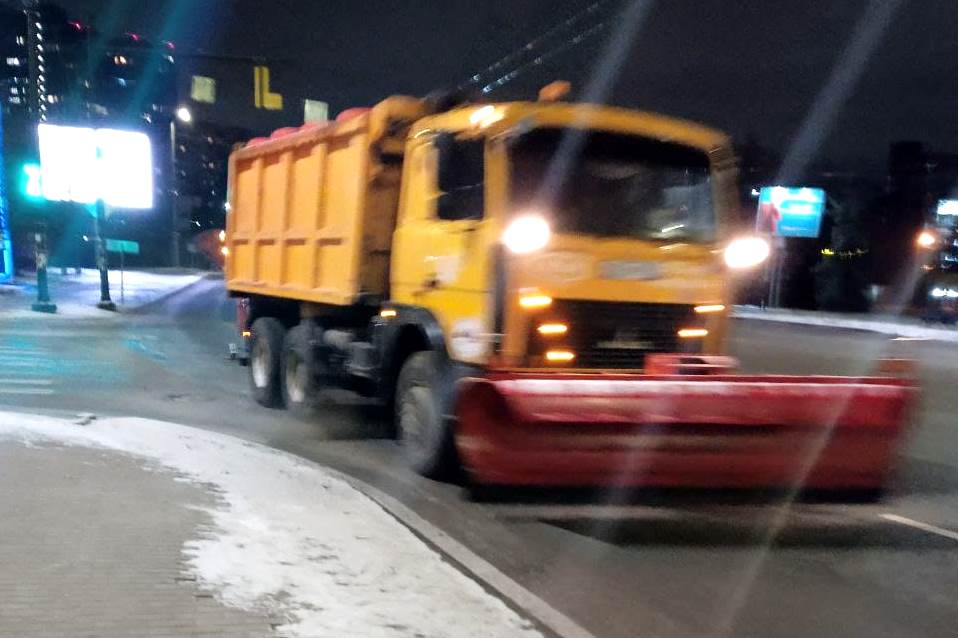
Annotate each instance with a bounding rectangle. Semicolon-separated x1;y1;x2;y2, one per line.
0;388;54;395
332;472;598;638
880;513;958;542
0;379;53;385
0;361;54;368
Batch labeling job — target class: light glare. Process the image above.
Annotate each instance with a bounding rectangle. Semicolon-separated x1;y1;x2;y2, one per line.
917;230;936;248
503;214;551;254
724;236;771;269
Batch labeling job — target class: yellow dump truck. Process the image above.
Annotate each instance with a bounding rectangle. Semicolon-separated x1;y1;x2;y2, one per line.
226;94;914;490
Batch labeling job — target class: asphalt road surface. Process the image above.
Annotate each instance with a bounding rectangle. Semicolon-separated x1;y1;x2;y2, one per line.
2;277;956;638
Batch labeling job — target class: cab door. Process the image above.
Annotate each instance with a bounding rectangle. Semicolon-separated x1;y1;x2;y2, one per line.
391;134;493;363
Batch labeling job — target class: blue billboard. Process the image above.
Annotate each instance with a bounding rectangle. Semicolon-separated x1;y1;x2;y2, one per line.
756;187;826;238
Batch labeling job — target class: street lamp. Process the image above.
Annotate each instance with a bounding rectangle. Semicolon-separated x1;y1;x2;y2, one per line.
169;106;192;267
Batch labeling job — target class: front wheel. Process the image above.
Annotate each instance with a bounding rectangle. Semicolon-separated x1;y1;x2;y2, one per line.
249;317;286;408
395;352;456;478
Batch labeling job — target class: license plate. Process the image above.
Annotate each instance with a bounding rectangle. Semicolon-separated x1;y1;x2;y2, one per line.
599;261;661;280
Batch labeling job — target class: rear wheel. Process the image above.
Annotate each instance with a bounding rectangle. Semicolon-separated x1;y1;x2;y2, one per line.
395;351;455;478
249;317;286;408
282;324;325;420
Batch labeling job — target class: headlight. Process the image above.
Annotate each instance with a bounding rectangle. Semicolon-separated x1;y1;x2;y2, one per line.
724;236;770;269
502;214;551;254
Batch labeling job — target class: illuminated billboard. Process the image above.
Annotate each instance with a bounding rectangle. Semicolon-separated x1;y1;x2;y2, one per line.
936;199;958;227
37;124;153;209
756;186;826;238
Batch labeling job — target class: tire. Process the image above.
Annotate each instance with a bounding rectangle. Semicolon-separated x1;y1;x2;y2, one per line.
248;317;286;408
395;351;455;478
281;324;326;420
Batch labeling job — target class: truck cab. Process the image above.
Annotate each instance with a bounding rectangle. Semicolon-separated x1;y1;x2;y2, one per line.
390;102;738;373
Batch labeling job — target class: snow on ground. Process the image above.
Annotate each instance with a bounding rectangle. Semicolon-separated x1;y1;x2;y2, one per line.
0;269;203;318
734;305;958;343
0;412;541;638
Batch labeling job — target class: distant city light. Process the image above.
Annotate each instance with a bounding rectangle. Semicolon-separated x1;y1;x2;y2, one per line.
176;106;193;123
937;199;958;216
916;230;937;248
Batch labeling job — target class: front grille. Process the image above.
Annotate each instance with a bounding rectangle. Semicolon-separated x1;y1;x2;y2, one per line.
529;300;698;369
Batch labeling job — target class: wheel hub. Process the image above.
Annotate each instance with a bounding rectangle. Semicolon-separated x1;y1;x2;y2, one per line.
251;339;270;388
285;353;307;404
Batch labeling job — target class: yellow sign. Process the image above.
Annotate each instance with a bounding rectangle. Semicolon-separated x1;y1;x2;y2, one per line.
191;75;216;104
254;66;283;111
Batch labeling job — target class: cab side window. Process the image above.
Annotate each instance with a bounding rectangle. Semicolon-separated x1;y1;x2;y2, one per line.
436;135;484;221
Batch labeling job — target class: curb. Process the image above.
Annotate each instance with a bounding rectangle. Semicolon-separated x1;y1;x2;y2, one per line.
733;307;958;343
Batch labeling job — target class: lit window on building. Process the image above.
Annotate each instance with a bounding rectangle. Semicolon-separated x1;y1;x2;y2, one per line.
5;57;20;67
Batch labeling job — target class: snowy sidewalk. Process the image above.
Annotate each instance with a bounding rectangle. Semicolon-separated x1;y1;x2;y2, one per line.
734;305;958;343
0;412;540;638
0;268;205;318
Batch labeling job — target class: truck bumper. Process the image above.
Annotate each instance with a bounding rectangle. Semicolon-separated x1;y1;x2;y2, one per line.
454;372;917;490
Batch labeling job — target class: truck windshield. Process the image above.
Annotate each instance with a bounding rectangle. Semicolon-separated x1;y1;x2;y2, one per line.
509;128;715;242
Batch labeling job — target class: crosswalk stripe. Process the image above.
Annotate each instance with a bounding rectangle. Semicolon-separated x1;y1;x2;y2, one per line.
0;361;55;368
0;388;54;395
0;379;53;386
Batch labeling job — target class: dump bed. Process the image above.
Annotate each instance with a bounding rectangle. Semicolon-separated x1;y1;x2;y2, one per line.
225;96;427;306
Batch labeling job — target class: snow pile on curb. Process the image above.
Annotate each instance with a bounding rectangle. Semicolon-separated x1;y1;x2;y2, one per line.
0;413;540;638
734;306;958;343
0;269;204;318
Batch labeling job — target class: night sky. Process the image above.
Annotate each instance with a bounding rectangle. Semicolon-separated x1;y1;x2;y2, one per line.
51;0;958;175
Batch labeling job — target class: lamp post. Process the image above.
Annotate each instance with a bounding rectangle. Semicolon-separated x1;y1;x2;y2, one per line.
93;199;115;311
169;105;191;268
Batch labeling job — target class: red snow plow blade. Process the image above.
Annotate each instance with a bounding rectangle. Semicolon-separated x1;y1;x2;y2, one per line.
455;360;917;490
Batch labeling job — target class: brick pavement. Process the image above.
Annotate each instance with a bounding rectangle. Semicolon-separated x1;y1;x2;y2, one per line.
0;441;275;637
